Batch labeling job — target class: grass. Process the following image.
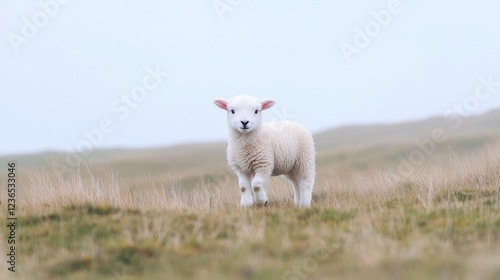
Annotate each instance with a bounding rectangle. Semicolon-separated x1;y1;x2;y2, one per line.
1;142;500;280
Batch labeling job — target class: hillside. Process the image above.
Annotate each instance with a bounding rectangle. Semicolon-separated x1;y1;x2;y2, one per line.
2;109;499;188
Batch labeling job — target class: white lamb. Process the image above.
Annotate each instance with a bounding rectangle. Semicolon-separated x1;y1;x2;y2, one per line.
214;95;316;207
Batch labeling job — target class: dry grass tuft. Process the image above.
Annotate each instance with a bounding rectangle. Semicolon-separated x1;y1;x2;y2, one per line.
15;144;500;215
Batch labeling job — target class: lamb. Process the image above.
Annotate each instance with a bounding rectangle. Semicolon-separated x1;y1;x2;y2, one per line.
213;95;316;207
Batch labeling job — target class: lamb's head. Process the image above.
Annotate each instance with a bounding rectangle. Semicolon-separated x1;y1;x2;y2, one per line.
214;95;275;134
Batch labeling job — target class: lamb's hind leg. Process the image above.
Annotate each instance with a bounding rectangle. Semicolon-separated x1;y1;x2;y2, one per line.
286;174;301;207
298;176;314;208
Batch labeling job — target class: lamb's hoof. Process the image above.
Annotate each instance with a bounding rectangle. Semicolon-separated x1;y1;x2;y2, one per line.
254;201;268;208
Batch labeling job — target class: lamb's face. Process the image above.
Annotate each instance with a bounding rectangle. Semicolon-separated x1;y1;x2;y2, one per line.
214;95;275;134
226;98;263;133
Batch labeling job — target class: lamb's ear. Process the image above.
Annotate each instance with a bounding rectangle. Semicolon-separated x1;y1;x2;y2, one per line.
260;99;276;110
214;99;228;110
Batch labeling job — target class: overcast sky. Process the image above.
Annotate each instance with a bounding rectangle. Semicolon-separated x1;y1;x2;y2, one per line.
1;0;500;156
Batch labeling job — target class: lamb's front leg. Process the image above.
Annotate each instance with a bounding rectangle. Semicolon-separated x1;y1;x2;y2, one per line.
251;171;271;206
236;171;253;207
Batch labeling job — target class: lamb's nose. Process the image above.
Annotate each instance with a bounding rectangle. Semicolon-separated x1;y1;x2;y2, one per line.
241;121;249;128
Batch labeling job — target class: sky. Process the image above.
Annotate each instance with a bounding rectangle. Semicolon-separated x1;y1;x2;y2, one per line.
1;0;500;156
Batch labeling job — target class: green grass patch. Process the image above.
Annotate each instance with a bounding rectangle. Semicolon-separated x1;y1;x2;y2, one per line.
15;196;500;280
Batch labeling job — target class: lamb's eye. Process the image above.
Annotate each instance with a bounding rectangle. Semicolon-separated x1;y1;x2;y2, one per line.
231;109;235;114
255;110;259;114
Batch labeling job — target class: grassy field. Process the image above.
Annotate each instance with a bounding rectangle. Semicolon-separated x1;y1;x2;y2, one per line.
1;111;500;279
